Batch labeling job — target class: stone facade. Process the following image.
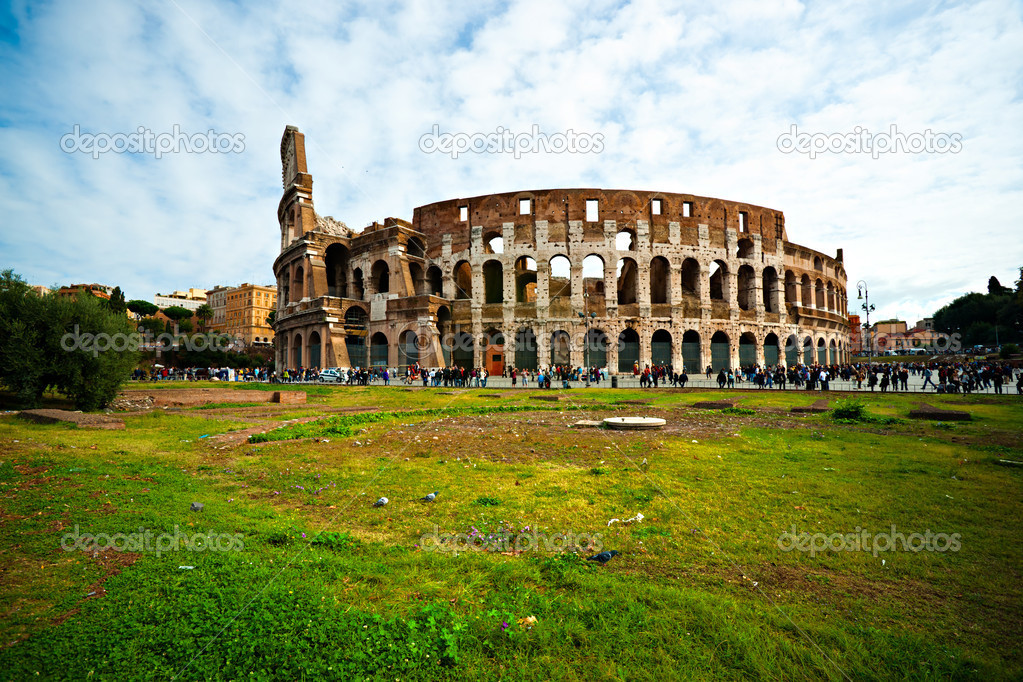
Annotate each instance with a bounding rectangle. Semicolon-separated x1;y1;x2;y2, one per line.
273;126;850;374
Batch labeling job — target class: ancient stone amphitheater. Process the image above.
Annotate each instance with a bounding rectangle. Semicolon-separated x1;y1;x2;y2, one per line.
273;126;850;374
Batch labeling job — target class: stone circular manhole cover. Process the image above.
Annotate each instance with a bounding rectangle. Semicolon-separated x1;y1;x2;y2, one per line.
603;417;666;430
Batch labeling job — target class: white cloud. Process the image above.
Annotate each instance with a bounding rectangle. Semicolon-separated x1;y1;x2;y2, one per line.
0;0;1020;316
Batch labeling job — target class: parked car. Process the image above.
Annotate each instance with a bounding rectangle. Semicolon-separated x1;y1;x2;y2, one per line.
318;368;343;383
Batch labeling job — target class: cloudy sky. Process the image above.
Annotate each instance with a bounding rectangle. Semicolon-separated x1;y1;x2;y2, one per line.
1;0;1021;323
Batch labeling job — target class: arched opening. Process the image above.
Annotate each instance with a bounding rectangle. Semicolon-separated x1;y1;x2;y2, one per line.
514;327;538;370
453;261;472;299
764;332;780;365
370;332;389;368
738;331;757;368
681;330;701;372
407;237;426;259
710;331;730;370
785;270;797;304
736;238;754;259
371;260;390;294
452;330;473;369
485;328;505;375
814;278;825;309
344;307;368;367
427;266;443;296
399;330;419;367
582;255;605;314
550;330;571;366
308;331;322;369
280;336;289;369
650;256;670;304
785;334;800;367
681;258;700;296
515;256;537;303
813;256;823;272
549;255;571;299
292;265;305;302
292;332;303;368
617;328;640;373
436;306;451;365
803;336;814;365
817;337;827;365
352;268;365;300
616;257;638;305
325;244;350;298
483;260;504;303
826;282;835;312
408;262;425;296
585;328;608;369
762;267;779;313
651;329;672;366
484;232;504;255
801;275;812;307
615;229;635;251
737;265;756;311
709;260;728;301
829;339;837;365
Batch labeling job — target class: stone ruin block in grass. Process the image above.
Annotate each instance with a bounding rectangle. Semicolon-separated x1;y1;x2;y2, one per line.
908;403;971;421
691;400;735;410
271;391;307;404
792;399;831;414
18;409;125;430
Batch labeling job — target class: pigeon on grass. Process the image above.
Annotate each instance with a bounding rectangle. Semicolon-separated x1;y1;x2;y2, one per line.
586;550;620;565
420;491;439;502
372;497;388;507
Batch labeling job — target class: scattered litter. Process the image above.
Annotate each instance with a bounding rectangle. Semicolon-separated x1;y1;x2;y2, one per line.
518;615;538;629
179;566;195;570
198;434;210;439
608;512;645;527
823;467;836;471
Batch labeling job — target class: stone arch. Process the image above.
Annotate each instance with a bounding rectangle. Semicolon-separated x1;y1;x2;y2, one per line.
408;262;425;296
399;329;419;367
484;231;504;255
344;307;368;367
785;334;800;367
710;330;730;370
308;330;322;369
762;267;779;313
436;306;452;365
352;268;365;300
738;331;757;368
817;337;827;365
803;335;814;364
616;227;636;251
616;257;638;305
829;338;838;365
515;256;537;303
681;258;700;296
814;278;825;309
371;260;390;294
484;327;505;374
483;259;504;303
291;265;305;302
370;331;389;367
453;261;472;299
801;274;812;307
617;328;640;373
292;331;303;367
515;327;538;370
550;329;571;366
452;330;473;369
709;260;728;301
585;328;608;369
785;270;798;304
427;265;443;296
407;236;426;259
650;256;671;304
813;256;823;272
764;332;780;366
681;330;701;372
549;255;572;299
736;238;754;259
737;265;756;311
324;244;350;298
651;329;672;366
826;282;835;312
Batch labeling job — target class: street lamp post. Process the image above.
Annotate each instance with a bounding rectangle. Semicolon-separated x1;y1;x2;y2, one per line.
857;280;876;377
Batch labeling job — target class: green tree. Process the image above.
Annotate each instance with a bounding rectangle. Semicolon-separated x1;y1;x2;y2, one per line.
126;299;159;317
195;303;214;332
161;306;193;322
266;309;277;327
0;270;138;409
106;286;127;314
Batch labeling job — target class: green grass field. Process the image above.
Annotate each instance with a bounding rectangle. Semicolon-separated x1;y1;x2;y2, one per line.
1;385;1020;680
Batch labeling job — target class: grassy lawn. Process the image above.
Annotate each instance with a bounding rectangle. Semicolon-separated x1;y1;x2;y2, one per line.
0;387;1020;680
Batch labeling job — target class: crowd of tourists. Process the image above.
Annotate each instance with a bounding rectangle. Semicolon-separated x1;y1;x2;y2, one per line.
131;367;272;382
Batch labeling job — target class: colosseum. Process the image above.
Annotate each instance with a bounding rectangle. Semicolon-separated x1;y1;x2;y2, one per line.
273;126;851;375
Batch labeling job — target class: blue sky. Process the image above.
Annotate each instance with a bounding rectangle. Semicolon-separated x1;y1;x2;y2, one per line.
0;0;1021;324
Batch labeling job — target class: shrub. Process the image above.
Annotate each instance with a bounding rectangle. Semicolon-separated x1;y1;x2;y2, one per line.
1000;343;1019;359
831;399;868;420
